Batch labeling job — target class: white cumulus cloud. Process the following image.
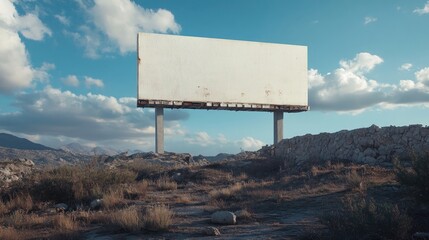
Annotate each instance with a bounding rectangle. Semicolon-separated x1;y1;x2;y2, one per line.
0;86;189;149
73;0;181;57
414;1;429;15
0;0;51;94
85;76;104;88
62;75;80;87
309;53;429;112
310;52;386;111
399;63;413;71
238;137;264;151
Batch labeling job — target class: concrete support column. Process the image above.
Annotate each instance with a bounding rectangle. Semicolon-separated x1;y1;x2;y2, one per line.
274;111;283;144
155;107;164;154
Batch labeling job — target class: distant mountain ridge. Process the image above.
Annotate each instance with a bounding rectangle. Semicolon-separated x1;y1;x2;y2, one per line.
0;133;54;151
60;142;119;156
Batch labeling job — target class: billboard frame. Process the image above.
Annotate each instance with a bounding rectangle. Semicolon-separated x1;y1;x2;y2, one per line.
137;33;308;153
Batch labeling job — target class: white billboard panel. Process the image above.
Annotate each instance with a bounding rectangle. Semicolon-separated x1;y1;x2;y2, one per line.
137;33;308;112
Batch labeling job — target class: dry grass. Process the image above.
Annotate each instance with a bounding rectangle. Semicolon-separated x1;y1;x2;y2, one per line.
246;189;276;200
174;194;193;204
208;198;227;209
124;181;148;200
31;165;136;204
320;196;412;240
53;214;79;231
209;182;243;199
143;204;173;231
190;168;233;184
110;206;143;232
346;170;365;192
0;227;22;240
7;192;33;212
0;200;8;216
235;209;252;219
155;174;177;191
102;188;124;209
3;210;47;229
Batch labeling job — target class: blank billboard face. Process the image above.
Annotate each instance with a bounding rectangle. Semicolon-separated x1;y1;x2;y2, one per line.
138;33;308;112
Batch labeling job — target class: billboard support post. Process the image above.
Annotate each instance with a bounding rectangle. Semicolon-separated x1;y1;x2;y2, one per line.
155;107;164;154
274;111;283;144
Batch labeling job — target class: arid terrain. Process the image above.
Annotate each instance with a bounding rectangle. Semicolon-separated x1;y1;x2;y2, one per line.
0;125;429;239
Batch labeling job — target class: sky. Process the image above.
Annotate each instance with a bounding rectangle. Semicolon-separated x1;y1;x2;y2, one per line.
0;0;429;156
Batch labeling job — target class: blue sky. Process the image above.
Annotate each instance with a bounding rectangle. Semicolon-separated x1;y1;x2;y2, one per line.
0;0;429;155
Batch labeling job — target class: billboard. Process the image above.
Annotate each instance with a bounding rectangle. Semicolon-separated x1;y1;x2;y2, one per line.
137;33;308;112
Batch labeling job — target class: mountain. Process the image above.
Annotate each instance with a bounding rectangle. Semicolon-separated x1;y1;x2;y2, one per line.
61;142;119;156
0;133;54;150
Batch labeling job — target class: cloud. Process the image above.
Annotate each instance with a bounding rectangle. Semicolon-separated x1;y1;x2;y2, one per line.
309;53;429;112
62;75;80;87
309;52;386;111
72;0;181;57
364;16;377;25
0;0;51;94
0;86;189;148
414;1;429;15
399;63;413;71
238;137;264;151
184;131;264;152
185;132;214;147
85;76;104;88
54;14;70;26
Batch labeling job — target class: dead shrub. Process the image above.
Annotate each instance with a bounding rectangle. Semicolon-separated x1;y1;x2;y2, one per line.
346;170;365;192
53;214;79;231
7;192;33;213
124;181;148;200
0;200;8;216
110;206;143;232
155;174;177;191
143;204;173;231
395;156;429;202
31;165;136;204
130;162;168;181
102;188;124;209
0;227;21;240
4;210;46;229
320;196;412;240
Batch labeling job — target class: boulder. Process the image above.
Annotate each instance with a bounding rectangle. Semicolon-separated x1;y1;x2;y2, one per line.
211;211;236;225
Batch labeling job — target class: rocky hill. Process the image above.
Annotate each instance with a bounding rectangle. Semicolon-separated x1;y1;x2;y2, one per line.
61;142;119;156
273;124;429;167
0;133;54;150
0;147;92;165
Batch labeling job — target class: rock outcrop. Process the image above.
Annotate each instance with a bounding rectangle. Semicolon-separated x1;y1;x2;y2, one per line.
0;158;34;184
273;124;429;166
102;152;210;168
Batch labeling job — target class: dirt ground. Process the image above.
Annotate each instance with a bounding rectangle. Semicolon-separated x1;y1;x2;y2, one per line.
79;158;413;239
